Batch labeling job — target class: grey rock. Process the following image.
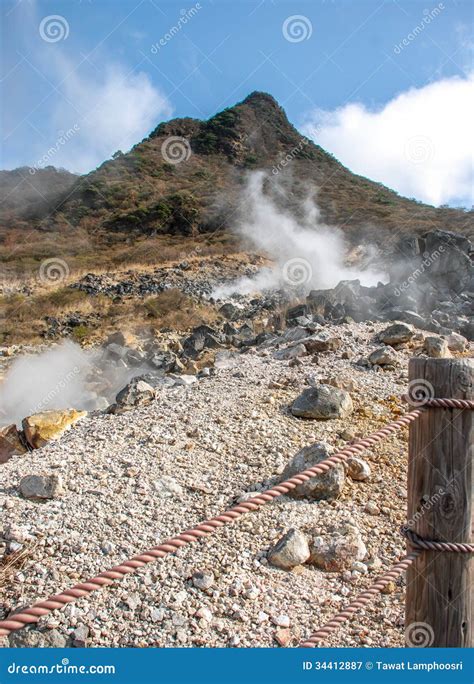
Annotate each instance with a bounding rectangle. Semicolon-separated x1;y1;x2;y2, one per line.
281;442;345;500
368;346;399;366
192;571;214;590
304;335;342;353
308;523;367;571
9;628;67;648
267;528;310;570
153;476;184;499
112;377;155;413
273;343;307;361
19;474;64;501
291;385;353;420
423;336;451;358
346;457;371;482
446;332;468;352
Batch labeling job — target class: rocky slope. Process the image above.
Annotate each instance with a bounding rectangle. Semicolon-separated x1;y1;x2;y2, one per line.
0;315;471;648
1;93;472;246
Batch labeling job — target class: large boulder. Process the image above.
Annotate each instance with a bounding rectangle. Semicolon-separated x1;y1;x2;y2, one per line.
0;424;27;463
391;230;473;297
308;522;367;571
446;332;468;352
22;409;86;449
273;343;307;361
280;442;345;500
291;385;353;420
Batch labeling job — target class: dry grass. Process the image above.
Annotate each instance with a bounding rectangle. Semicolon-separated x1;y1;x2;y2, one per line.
143;289;217;332
0;544;36;588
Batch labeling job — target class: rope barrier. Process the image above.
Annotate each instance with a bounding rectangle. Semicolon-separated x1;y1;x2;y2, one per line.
402;528;474;554
0;397;472;642
299;552;421;648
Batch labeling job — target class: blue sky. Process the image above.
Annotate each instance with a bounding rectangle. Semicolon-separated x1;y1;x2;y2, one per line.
1;0;473;206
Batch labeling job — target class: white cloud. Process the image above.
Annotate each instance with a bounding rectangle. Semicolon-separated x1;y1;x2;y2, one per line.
48;63;172;173
302;73;474;207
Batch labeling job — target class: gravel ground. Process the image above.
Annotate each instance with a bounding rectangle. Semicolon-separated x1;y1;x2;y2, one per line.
0;321;444;648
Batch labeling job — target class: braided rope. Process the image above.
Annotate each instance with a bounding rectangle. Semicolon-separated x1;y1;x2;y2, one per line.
299;552;420;648
423;398;474;410
404;397;474;410
0;408;422;638
1;397;471;640
402;528;474;554
300;526;474;648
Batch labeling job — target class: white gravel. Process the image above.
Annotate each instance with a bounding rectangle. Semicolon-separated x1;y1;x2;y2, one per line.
0;321;444;648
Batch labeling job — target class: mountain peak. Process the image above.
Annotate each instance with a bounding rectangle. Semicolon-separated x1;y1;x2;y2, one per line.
240;91;280;109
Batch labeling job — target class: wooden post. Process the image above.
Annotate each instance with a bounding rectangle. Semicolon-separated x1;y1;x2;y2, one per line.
406;357;473;647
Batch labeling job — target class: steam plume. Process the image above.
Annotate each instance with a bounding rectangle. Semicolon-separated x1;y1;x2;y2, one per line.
214;171;385;298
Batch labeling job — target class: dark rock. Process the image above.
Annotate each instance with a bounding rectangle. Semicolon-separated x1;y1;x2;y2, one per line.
291;385;353;420
112;377;155;413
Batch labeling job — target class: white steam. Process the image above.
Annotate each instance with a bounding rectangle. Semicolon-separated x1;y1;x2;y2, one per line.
0;340;144;427
213;171;385;298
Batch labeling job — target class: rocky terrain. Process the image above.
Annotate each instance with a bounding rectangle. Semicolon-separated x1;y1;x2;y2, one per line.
0;293;471;648
0;90;473;651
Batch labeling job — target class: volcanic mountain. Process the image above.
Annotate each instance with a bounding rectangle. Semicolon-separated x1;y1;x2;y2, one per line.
2;92;472;237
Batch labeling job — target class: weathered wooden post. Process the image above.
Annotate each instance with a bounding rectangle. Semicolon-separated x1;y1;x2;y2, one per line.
406;357;473;647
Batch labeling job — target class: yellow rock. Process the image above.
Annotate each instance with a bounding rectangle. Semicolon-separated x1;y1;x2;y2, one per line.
22;409;87;449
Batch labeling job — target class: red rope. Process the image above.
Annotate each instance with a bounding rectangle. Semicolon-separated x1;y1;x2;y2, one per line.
0;408;422;637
